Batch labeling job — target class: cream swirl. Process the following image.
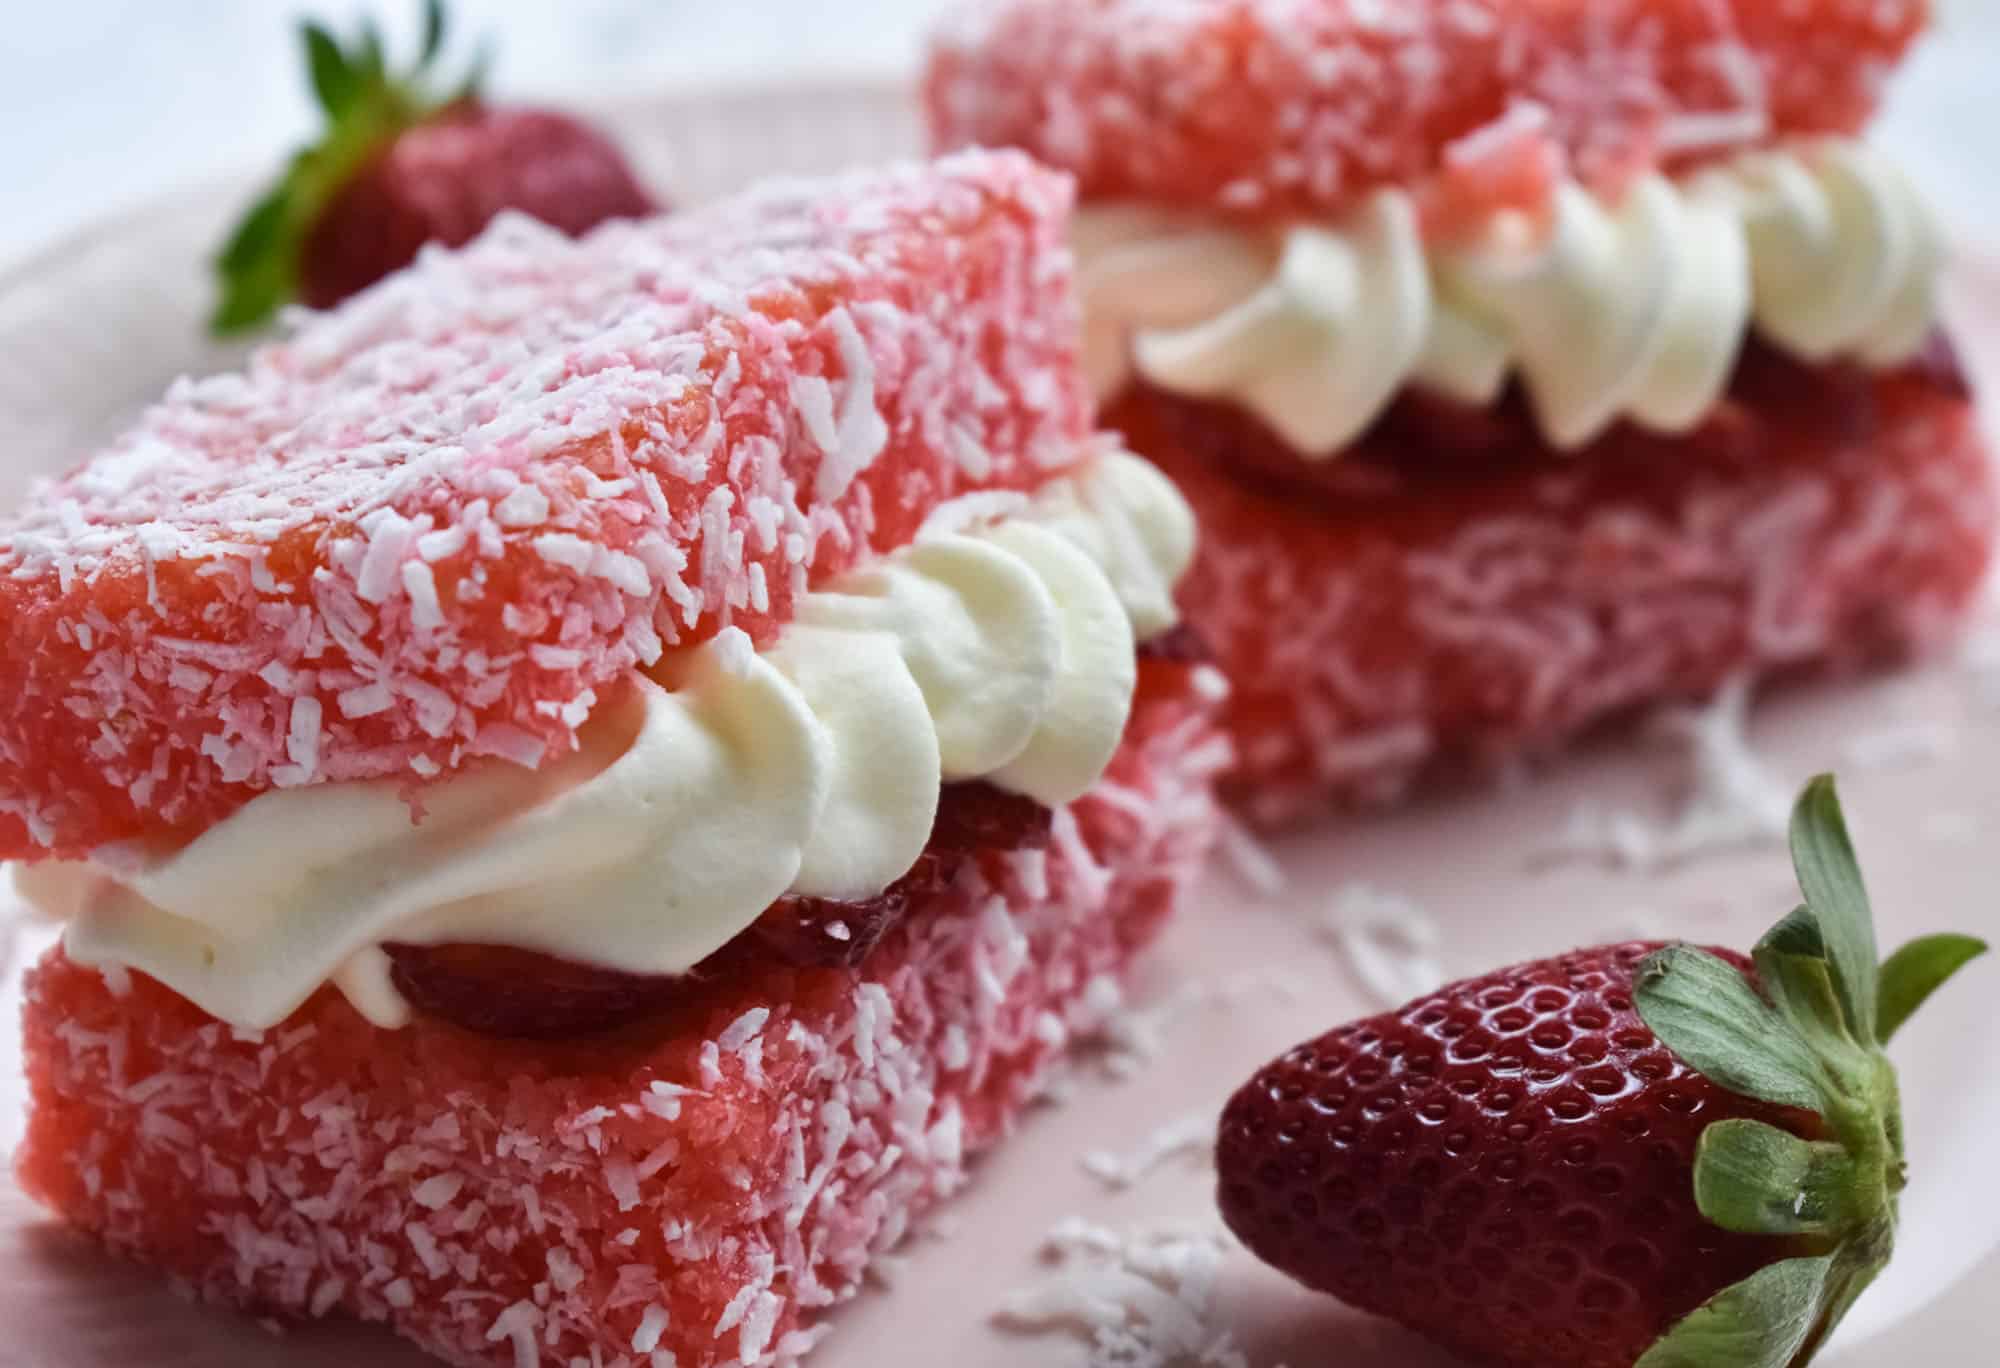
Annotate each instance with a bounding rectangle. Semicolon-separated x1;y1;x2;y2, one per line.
1440;174;1752;449
1695;142;1944;367
15;450;1197;1031
1127;191;1435;456
1079;140;1945;455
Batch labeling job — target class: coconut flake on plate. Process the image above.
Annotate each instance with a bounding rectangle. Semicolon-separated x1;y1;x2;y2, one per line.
1079;1112;1216;1191
1315;886;1445;1009
1075;971;1300;1081
1539;678;1791;871
995;1219;1248;1368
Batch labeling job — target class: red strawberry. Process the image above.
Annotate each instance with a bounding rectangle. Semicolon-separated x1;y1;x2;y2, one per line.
1218;776;1986;1368
382;941;682;1041
739;782;1052;970
295;105;656;310
212;0;655;332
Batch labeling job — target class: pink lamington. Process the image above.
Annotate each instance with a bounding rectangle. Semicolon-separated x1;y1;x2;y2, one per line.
927;1;1994;827
9;149;1232;1367
1115;352;1993;823
19;664;1228;1368
927;0;1929;221
0;149;1086;859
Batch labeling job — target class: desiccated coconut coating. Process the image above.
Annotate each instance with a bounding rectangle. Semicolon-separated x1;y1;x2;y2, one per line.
0;150;1088;859
927;0;1928;220
1112;341;1994;826
14;659;1229;1368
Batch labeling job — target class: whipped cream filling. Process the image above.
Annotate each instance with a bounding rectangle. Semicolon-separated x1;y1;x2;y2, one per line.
16;450;1197;1031
1079;140;1944;454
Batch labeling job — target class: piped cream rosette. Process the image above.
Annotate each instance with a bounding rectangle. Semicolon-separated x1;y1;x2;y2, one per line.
1079;140;1944;455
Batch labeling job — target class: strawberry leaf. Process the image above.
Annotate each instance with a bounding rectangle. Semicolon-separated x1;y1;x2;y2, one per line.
1692;1119;1857;1237
303;22;358;118
210;144;344;334
210;246;297;335
1787;1254;1886;1367
210;170;317;333
1755;904;1826;962
1647;776;1980;1368
1752;910;1873;1079
356;19;388;86
419;0;447;65
1636;944;1832;1114
1876;933;1988;1044
1789;776;1880;1044
215;185;291;274
1635;1255;1835;1368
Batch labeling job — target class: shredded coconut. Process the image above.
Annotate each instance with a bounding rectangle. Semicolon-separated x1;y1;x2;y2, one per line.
996;1220;1248;1368
412;1173;464;1211
486;1300;542;1368
1213;813;1285;897
717;1007;770;1055
1080;1112;1215;1190
1316;885;1445;1009
632;1304;671;1354
1539;679;1790;871
1076;970;1298;1081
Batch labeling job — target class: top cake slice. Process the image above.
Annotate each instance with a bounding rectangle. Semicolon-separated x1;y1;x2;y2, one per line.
927;0;1928;217
0;150;1088;858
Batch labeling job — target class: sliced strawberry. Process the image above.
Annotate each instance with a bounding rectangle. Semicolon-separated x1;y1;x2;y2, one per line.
1134;622;1213;666
1131;624;1215;713
383;941;681;1041
925;779;1055;858
1170;332;1968;501
388;782;1054;1038
733;880;921;973
745;782;1055;969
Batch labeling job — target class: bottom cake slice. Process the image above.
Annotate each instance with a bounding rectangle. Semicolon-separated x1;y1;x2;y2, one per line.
1116;340;1996;826
16;662;1226;1368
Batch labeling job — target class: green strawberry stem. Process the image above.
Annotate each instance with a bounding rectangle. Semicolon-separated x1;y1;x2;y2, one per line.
211;0;480;334
1634;775;1986;1368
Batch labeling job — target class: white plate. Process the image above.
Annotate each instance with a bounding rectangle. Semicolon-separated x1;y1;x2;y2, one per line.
1;80;1997;1368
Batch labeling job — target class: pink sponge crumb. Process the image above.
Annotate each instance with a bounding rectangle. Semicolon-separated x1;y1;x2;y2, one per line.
15;676;1226;1368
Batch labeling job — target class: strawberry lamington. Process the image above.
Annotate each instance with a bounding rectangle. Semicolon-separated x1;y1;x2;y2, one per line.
929;0;1997;824
3;151;1226;1367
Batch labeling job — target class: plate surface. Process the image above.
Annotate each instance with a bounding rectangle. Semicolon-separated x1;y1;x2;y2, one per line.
2;81;1998;1368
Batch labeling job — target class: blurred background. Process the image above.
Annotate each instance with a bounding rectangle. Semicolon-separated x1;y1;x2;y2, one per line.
3;0;1996;268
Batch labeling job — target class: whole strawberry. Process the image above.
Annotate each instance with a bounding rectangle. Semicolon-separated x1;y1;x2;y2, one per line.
1218;776;1985;1368
212;0;655;331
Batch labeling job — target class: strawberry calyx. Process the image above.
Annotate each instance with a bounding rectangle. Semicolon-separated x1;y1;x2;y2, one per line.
1632;776;1987;1368
211;0;479;333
